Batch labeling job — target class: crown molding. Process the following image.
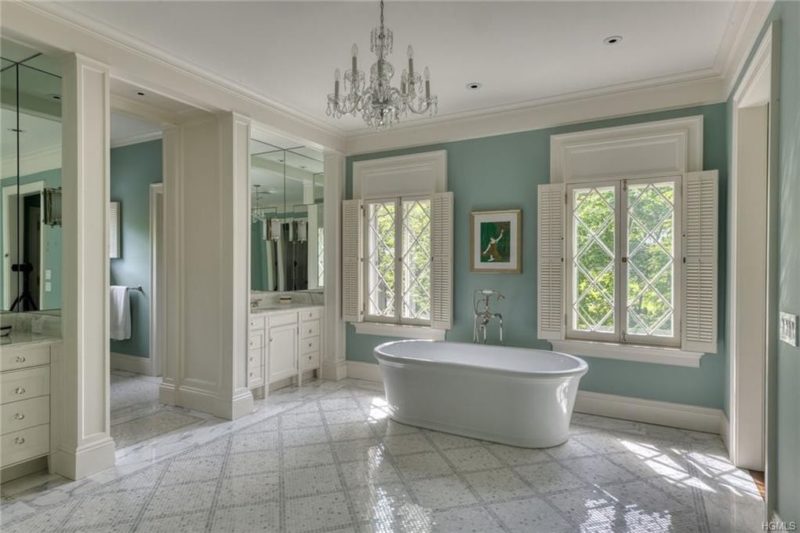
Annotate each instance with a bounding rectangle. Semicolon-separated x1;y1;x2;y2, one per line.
2;1;347;152
345;74;725;155
3;0;773;157
716;0;775;98
110;131;163;149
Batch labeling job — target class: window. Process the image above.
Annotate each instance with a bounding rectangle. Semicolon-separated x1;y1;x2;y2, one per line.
365;197;432;325
567;177;680;346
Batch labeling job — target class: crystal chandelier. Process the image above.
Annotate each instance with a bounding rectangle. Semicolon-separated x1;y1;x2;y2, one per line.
326;0;437;129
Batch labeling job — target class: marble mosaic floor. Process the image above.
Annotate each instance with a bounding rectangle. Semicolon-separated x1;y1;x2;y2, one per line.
1;379;764;532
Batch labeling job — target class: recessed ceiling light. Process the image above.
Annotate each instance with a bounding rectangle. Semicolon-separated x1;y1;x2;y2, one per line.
466;82;482;90
136;91;146;96
603;35;623;45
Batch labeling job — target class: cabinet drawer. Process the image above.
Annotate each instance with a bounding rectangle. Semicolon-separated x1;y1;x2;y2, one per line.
1;396;50;435
1;345;50;372
300;307;322;321
1;367;50;404
300;336;320;355
1;424;49;467
300;320;320;339
247;348;264;368
249;315;266;329
269;312;297;327
248;331;265;350
247;366;263;384
301;351;320;370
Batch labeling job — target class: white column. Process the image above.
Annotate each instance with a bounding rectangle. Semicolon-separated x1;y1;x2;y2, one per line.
322;151;347;380
158;112;253;419
221;112;254;418
51;53;115;479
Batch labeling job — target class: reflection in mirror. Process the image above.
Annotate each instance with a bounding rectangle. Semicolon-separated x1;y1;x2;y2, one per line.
1;39;62;314
250;138;323;293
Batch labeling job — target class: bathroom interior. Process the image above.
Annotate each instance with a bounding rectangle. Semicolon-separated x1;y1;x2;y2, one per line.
0;1;798;532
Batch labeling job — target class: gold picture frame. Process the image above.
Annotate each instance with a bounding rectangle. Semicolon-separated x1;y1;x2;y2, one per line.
470;209;522;273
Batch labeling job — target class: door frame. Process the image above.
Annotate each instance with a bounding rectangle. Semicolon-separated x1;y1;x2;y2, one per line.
728;20;780;516
2;180;45;310
149;183;165;377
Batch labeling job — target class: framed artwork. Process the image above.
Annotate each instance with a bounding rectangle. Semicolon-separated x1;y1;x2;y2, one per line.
470;209;522;273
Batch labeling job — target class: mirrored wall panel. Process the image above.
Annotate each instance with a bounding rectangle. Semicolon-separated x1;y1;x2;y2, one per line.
1;39;62;313
250;139;324;293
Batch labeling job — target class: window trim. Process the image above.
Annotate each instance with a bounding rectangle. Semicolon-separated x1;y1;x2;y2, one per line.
363;195;433;327
566;174;682;348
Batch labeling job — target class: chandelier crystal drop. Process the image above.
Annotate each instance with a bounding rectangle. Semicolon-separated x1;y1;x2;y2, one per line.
326;0;437;129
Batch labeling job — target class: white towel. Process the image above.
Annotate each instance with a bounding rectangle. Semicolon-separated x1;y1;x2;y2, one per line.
109;286;131;340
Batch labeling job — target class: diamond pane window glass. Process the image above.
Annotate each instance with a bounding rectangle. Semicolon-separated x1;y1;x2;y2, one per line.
401;199;431;320
366;202;396;317
626;181;676;337
571;186;616;333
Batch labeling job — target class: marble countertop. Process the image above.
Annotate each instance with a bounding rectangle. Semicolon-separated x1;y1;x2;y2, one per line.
251;303;324;314
0;332;62;348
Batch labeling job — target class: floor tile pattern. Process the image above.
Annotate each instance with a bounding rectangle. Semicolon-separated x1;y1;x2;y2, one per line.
1;379;764;532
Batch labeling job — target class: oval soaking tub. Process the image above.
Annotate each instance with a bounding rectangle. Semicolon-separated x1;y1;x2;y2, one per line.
374;340;588;448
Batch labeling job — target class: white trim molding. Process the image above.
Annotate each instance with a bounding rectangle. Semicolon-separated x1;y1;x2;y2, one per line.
353;322;446;341
574;391;724;435
347;361;723;434
551;340;704;368
110;131;163;149
110;352;153;376
550;116;703;183
352;150;447;200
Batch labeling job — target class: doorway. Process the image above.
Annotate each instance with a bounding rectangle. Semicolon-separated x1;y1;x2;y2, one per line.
729;22;779;519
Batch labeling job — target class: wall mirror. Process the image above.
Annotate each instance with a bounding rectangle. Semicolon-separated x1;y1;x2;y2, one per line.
250;137;324;293
1;39;62;313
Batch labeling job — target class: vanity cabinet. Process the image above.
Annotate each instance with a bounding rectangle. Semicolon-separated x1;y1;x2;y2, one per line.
247;306;323;392
268;322;298;383
1;341;57;469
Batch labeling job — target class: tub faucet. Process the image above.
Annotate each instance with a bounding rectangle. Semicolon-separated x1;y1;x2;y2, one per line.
473;289;505;344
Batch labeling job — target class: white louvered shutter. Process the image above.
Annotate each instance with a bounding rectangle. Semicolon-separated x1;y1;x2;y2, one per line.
682;170;718;353
537;184;565;340
342;199;363;322
430;192;454;330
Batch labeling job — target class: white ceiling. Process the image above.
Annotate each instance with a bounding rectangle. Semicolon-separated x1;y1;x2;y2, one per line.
110;112;162;147
57;1;739;133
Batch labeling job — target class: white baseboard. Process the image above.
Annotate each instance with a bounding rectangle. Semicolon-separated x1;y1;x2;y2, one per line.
574;391;724;434
720;412;731;452
111;352;153;376
157;382;253;420
50;437;116;480
347;360;382;382
346;360;723;434
322;360;348;381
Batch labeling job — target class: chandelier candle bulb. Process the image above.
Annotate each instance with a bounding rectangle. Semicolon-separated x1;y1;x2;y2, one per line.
352;44;358;74
424;67;430;98
334;69;340;99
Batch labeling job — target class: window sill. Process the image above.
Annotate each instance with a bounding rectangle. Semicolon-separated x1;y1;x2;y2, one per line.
353;322;446;341
550;340;705;368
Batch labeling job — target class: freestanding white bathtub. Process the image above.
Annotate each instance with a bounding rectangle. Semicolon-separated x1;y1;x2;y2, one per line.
374;340;588;448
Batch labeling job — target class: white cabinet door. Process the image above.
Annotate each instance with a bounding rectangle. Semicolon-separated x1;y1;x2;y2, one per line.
268;324;297;383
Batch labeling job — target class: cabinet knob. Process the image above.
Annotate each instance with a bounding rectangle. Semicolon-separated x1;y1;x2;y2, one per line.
16;356;26;363
14;387;26;395
308;329;312;334
14;437;25;445
14;413;25;420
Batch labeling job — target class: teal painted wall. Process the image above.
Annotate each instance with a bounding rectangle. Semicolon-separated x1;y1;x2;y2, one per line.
346;103;728;410
0;169;62;311
109;140;162;358
774;2;800;522
731;1;800;524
